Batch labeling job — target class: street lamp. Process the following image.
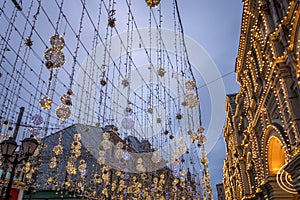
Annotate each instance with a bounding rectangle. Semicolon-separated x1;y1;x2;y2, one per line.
0;135;39;200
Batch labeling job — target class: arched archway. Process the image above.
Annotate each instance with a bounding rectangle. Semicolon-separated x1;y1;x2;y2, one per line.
262;124;288;176
268;136;285;175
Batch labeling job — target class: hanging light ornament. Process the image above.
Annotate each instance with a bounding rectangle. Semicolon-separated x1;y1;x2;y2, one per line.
178;145;187;155
44;34;65;69
60;94;72;106
50;34;65;50
55;105;71;121
31;114;43;125
198;134;207;145
53;144;63;155
184;93;199;108
44;48;65;69
184;80;196;91
145;0;161;7
39;95;52;109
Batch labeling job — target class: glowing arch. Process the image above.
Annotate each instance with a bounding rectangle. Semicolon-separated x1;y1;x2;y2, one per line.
268;136;285;175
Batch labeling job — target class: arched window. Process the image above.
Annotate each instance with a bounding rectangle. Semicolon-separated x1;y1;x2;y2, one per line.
268;136;285;175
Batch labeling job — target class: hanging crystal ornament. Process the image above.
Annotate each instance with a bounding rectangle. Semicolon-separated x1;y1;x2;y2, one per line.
184;93;199;108
184;80;196;91
55;105;71;121
44;48;65;69
39;95;52;109
50;34;65;50
146;0;161;7
31;114;43;125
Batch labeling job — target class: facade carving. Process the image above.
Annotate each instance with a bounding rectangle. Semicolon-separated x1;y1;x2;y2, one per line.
223;0;300;199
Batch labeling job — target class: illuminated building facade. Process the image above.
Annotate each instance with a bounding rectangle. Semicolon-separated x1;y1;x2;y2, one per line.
223;0;300;199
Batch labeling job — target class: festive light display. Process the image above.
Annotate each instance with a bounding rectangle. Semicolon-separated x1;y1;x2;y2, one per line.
223;0;300;199
0;0;213;199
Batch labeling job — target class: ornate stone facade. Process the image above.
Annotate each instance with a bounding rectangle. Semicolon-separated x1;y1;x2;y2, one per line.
223;0;300;199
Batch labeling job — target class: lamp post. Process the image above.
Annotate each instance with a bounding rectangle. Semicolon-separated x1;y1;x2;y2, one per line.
0;135;39;200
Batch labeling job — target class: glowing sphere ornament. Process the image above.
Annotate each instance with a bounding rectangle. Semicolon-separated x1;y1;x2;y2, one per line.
55;105;71;121
50;34;65;50
39;95;52;109
53;144;63;155
178;145;187;155
184;93;199;108
32;114;43;125
198;134;207;145
44;48;65;69
184;80;196;91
